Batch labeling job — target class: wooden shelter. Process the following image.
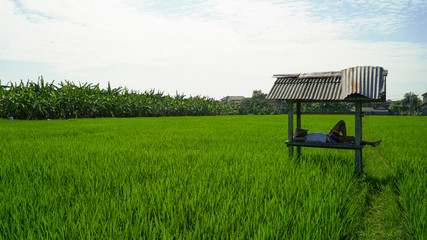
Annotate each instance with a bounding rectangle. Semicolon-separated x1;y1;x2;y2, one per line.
266;66;387;174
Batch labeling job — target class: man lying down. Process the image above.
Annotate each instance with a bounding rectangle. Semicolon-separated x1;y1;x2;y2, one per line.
293;120;382;147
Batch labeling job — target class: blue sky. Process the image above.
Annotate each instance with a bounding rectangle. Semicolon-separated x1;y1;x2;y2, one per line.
1;0;426;100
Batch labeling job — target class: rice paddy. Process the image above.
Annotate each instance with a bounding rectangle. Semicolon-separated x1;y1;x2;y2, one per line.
0;115;425;239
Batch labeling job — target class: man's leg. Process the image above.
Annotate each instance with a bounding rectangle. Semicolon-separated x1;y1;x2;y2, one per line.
361;140;382;147
343;136;382;147
331;120;347;138
342;136;355;143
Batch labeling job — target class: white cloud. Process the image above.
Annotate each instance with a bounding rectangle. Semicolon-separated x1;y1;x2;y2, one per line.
0;0;426;99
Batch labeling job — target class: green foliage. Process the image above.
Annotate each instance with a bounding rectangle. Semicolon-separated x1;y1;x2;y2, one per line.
388;92;422;115
402;92;422;106
0;112;424;239
388;100;402;113
0;77;236;119
0;115;367;239
302;102;353;113
234;90;280;115
366;116;426;239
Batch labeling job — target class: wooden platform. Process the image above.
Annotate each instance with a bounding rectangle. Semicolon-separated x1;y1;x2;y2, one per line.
286;141;365;149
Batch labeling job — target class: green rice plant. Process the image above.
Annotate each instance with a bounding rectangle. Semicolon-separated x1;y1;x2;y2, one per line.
0;115;367;239
365;116;426;239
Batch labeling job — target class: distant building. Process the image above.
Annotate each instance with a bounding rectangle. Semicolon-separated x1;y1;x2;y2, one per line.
359;99;392;115
420;92;427;115
361;106;390;115
221;96;245;103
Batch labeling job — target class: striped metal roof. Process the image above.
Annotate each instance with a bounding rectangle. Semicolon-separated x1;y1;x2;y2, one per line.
267;66;387;102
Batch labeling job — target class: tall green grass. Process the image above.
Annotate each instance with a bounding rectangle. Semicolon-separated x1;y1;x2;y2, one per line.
0;78;235;119
366;116;426;239
0;115;366;239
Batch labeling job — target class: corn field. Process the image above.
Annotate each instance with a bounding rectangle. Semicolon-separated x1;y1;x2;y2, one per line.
0;77;236;119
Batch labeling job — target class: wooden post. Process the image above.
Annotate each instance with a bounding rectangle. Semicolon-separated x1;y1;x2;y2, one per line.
355;101;363;174
287;101;294;157
296;101;301;157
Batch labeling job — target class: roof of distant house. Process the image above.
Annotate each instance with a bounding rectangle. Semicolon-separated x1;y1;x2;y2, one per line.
227;96;245;101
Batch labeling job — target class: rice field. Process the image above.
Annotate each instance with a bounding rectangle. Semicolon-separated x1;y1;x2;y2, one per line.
363;116;426;239
0;115;425;239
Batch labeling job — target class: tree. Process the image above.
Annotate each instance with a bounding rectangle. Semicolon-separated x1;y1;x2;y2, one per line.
251;90;267;104
389;92;421;115
302;102;352;113
402;92;421;105
236;90;279;115
402;92;421;114
388;100;403;114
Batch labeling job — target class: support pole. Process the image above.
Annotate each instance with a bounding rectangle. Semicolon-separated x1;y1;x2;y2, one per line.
296;101;301;157
355;101;363;174
287;101;294;157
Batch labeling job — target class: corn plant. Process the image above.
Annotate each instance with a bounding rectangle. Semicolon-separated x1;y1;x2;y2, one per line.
0;77;237;119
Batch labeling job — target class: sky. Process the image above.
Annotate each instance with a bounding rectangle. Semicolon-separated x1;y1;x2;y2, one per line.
0;0;426;100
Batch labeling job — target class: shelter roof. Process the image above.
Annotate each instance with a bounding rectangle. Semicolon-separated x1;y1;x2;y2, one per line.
267;66;387;102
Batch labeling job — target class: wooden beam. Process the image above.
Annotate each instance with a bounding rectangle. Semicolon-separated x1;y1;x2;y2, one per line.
296;101;301;157
355;101;363;174
286;141;365;149
287;101;294;157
